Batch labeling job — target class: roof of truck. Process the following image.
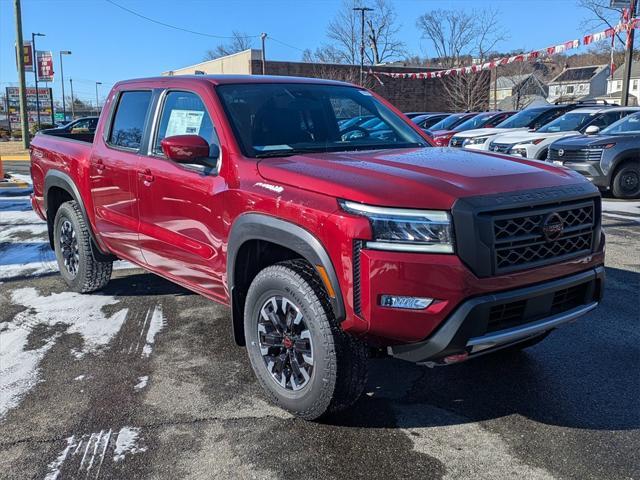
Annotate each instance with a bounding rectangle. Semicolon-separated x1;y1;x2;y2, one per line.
115;75;353;88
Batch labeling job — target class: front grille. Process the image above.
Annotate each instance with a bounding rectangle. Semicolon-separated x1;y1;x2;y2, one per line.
485;280;591;333
353;240;363;315
490;200;595;273
489;142;512;153
450;137;464;148
548;148;603;163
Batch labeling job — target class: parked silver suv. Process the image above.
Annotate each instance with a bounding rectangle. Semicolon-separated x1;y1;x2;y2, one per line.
547;111;640;198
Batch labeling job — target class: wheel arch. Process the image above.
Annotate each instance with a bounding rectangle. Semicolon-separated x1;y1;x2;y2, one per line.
44;170;114;261
227;213;346;346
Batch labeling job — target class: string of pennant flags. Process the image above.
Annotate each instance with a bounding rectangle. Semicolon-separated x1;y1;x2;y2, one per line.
371;17;639;81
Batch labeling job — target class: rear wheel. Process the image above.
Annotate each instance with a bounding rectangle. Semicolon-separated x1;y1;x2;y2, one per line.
244;259;368;420
611;161;640;199
53;201;112;292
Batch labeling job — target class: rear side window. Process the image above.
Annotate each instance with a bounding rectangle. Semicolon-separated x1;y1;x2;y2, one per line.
109;91;152;149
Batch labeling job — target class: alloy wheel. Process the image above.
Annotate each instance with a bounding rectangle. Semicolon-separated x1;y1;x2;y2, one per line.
59;219;79;276
257;296;314;391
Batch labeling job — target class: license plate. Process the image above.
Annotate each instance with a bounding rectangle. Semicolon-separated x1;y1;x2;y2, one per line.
553;161;564;166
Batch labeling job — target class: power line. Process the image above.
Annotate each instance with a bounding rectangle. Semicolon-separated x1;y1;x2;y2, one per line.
104;0;260;39
268;36;307;53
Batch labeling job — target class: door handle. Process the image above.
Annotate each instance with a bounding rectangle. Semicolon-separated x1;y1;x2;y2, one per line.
138;168;155;184
95;159;105;173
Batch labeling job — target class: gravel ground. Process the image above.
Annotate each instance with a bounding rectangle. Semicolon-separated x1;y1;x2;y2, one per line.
0;167;638;480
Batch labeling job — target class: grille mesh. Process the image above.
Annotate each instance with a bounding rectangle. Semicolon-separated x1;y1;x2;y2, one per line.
488;142;512;154
548;148;603;162
491;202;595;272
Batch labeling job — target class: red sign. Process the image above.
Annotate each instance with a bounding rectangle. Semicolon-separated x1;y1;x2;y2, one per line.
37;51;54;82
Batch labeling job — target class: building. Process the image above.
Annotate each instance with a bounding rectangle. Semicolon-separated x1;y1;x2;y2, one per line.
601;61;640;106
546;65;610;103
490;73;548;110
163;49;491;112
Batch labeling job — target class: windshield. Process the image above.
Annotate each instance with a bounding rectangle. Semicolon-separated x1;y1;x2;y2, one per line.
602;112;640;134
216;83;429;157
496;108;548;129
537;112;594;133
455;113;496;131
429;113;472;131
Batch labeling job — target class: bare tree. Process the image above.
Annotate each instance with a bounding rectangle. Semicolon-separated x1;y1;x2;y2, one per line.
322;0;405;66
578;0;627;44
205;31;253;60
416;8;507;111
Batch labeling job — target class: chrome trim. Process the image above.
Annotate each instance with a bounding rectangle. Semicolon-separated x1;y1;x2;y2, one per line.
366;241;454;253
467;301;598;350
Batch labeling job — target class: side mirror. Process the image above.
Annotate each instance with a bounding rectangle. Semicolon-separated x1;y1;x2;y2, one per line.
161;135;220;170
585;125;600;135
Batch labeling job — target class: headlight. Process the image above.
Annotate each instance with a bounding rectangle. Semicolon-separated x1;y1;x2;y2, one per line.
340;200;454;253
518;138;545;145
463;136;490;146
587;143;616;149
509;147;528;157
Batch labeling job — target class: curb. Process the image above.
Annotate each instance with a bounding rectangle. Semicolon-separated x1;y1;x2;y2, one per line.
0;155;30;162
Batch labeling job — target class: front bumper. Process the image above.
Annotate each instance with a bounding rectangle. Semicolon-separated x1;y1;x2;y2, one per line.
389;266;604;364
551;161;608;188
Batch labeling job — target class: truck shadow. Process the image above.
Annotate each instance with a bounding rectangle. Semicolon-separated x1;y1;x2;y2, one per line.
330;265;639;432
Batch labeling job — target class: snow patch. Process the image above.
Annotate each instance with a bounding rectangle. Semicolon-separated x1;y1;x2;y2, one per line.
134;375;148;391
0;208;43;225
44;435;77;480
0;288;128;418
142;304;165;358
74;375;85;381
0;223;49;242
113;426;146;462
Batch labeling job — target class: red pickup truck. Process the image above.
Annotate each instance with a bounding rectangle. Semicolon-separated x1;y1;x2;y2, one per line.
30;75;605;420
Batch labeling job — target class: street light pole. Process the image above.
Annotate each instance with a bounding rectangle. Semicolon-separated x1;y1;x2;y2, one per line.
31;32;45;128
353;6;373;86
13;0;30;148
69;78;75;119
95;81;102;114
620;0;637;106
60;50;71;122
260;33;267;75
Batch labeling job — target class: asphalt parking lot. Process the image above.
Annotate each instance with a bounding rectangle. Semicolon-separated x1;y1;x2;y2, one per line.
1;161;639;480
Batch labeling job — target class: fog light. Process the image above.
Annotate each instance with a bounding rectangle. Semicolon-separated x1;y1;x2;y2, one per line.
380;295;433;310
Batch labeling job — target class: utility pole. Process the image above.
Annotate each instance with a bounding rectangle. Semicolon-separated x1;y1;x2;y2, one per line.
70;78;75;119
31;32;45;128
95;81;102;114
353;6;373;86
620;0;637;106
14;0;30;148
260;33;267;75
60;50;71;121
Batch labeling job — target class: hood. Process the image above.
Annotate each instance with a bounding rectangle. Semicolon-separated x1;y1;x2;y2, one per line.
492;130;571;144
257;147;584;210
453;127;528;139
430;129;456;138
551;134;626;148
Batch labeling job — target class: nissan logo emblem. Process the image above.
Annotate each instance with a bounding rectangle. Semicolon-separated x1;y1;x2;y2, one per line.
558;149;564;157
541;212;564;241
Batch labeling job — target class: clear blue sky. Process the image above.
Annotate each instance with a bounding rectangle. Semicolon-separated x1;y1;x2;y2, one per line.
1;0;594;105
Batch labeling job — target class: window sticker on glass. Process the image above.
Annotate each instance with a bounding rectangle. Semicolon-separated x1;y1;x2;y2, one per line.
165;110;205;137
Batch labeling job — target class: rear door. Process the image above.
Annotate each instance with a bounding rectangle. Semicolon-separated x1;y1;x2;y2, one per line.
136;88;227;301
89;90;153;262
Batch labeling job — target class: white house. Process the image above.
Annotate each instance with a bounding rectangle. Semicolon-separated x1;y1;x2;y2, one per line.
547;65;610;103
603;61;640;106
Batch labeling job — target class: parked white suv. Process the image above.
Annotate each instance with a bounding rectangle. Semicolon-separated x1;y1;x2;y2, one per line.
486;107;639;160
449;104;578;149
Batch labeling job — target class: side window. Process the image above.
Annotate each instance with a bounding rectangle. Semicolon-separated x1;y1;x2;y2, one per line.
109;91;152;150
591;112;622;129
153;91;217;154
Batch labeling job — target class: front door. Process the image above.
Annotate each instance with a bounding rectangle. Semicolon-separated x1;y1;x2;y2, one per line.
90;90;152;262
136;89;227;301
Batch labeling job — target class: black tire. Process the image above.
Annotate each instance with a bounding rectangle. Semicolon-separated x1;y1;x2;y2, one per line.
53;201;112;293
611;160;640;199
244;259;368;420
536;148;549;161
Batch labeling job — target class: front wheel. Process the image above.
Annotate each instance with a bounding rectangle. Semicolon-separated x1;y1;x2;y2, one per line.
244;260;368;420
611;161;640;199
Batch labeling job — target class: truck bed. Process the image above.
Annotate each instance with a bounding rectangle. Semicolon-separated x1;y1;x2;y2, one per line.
40;129;95;144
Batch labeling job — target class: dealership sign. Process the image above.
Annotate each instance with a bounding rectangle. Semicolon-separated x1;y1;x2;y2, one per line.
37;51;54;82
5;86;54;128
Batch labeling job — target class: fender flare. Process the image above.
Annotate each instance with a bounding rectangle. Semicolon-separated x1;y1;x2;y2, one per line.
227;213;346;345
44;170;114;260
